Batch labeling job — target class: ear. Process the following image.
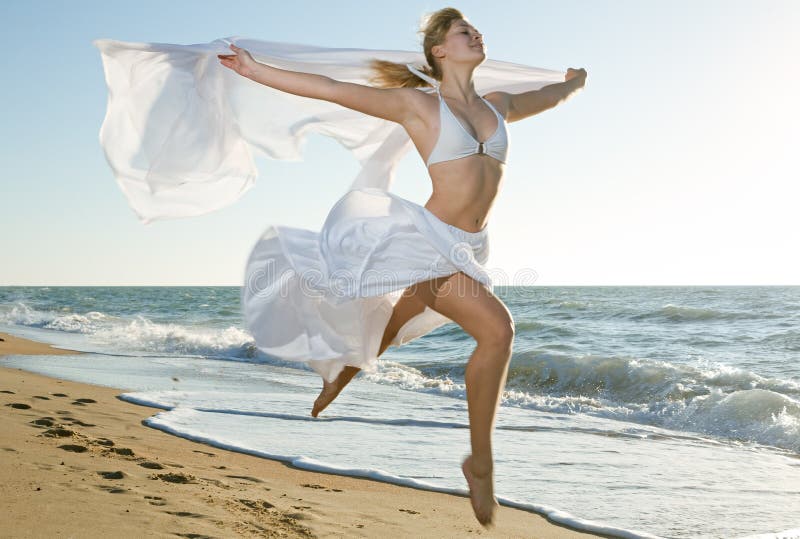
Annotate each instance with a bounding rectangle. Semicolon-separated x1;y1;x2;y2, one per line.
431;42;445;61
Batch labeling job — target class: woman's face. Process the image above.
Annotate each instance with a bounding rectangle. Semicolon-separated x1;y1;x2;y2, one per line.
442;19;485;60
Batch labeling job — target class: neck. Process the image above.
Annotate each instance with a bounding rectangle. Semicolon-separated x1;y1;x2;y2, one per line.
438;66;479;103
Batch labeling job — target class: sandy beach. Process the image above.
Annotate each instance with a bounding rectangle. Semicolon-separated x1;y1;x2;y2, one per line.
1;331;607;538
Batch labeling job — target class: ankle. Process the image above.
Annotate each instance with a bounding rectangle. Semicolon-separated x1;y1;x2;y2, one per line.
467;456;493;477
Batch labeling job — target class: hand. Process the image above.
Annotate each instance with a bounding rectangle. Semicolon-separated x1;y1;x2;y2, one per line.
565;67;587;86
217;43;259;78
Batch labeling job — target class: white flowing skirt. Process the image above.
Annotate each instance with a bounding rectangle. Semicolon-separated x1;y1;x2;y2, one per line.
241;187;492;383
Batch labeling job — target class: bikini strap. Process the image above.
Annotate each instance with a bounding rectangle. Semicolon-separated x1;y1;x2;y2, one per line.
406;63;440;91
480;95;505;121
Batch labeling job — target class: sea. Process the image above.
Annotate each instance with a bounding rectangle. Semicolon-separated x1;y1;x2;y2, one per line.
1;285;798;539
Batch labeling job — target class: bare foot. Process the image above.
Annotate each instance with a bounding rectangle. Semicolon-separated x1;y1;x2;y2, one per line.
310;366;361;417
311;377;339;418
461;455;499;527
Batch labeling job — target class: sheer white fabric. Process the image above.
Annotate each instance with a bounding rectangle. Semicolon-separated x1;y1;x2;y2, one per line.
93;36;565;382
93;36;564;223
241;187;495;382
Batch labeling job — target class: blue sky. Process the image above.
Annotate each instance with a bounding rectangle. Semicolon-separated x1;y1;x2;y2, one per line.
1;0;797;286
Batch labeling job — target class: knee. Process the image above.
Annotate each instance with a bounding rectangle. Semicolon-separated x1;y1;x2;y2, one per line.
476;318;515;354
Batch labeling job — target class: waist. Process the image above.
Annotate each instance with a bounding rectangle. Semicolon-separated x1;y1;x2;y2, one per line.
422;203;490;237
426;181;500;234
443;217;489;239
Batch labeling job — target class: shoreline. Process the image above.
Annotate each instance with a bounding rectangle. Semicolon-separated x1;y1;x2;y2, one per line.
1;330;610;538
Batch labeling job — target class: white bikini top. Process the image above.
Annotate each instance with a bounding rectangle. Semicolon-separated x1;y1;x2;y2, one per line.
406;64;509;168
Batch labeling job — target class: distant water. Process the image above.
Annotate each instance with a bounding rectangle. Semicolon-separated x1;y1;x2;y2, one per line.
1;285;799;539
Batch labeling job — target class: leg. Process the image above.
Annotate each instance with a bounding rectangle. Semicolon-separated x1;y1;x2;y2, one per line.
410;272;514;527
310;288;427;417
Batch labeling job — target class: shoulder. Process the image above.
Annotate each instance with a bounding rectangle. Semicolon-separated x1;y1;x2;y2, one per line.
408;86;438;103
328;83;434;124
483;89;558;123
391;86;439;116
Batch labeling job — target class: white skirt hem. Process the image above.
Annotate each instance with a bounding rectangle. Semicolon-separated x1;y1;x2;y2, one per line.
241;187;492;383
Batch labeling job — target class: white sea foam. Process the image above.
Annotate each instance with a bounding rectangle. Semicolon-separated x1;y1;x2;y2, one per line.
136;405;660;539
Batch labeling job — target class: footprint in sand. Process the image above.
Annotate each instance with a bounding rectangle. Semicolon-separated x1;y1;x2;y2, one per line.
97;471;125;480
57;444;88;453
109;447;135;456
199;477;229;489
30;418;54;427
6;403;31;409
32;395;50;400
0;390;16;394
51;393;69;398
174;534;214;539
192;449;216;457
97;484;127;494
90;438;114;447
151;472;196;484
225;475;263;483
301;483;326;490
42;427;75;438
399;508;420;514
164;511;205;518
138;461;164;470
144;495;167;506
75;398;97;403
238;498;275;510
282;512;310;521
70;419;96;427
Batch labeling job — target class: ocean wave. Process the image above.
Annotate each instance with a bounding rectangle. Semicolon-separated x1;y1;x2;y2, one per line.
0;301;253;359
632;303;753;322
361;352;800;453
504;351;800;402
660;388;800;451
4;299;799;453
758;330;800;352
541;298;593;310
513;319;579;337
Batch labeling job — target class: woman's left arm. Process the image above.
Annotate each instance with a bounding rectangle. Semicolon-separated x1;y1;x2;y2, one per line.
487;67;587;123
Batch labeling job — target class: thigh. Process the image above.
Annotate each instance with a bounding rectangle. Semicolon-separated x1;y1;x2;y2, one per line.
407;272;514;343
382;285;428;342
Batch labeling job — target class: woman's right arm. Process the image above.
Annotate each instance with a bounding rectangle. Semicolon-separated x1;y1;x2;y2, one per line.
218;44;415;125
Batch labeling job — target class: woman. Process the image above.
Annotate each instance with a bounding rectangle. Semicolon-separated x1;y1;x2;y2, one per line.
220;7;586;527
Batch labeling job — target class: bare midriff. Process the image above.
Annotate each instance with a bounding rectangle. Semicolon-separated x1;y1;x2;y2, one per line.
424;155;504;233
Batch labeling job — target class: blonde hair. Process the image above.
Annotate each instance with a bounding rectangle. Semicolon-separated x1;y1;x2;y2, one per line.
368;7;465;89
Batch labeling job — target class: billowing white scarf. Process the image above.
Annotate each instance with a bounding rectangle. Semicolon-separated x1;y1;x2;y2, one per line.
93;36;564;224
